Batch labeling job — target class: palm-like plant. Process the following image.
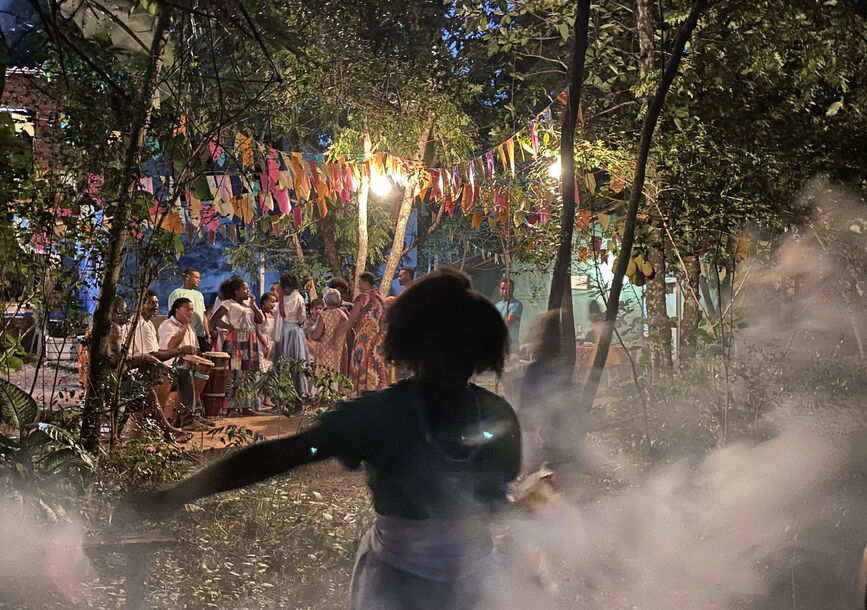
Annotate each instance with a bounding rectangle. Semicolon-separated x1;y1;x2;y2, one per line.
0;378;94;476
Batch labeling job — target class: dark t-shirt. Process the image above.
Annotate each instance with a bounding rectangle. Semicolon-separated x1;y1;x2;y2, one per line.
318;380;521;520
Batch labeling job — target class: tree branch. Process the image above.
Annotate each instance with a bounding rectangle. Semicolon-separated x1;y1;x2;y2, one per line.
580;0;711;413
27;0;131;102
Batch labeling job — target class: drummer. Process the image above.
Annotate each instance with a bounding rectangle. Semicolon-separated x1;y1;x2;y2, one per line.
157;297;211;431
125;290;199;442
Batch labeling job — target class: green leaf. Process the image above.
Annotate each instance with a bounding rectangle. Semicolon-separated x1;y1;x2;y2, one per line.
558;22;570;42
0;431;20;453
41;448;82;472
193;175;212;200
173;233;185;258
825;100;843;116
91;32;113;47
0;378;37;434
28;422;96;468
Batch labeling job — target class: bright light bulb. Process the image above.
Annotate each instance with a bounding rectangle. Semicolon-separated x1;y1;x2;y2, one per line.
370;172;393;196
548;159;561;179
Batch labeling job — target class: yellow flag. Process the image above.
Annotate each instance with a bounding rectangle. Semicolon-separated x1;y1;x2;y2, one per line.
188;196;202;227
597;213;611;231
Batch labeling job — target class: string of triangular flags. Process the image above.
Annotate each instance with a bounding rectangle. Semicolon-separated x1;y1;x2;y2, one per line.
139;93;600;243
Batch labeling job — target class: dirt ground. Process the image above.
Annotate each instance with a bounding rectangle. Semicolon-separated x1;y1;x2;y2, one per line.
185;412;319;451
1;364;330;451
2;362;83;409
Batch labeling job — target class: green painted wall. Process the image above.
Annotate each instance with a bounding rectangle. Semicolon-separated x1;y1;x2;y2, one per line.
470;254;648;348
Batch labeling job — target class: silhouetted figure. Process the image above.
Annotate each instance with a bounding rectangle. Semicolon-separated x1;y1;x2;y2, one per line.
119;268;521;609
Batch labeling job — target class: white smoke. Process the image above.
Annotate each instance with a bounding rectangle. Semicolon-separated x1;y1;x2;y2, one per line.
494;179;867;609
0;498;93;606
491;423;865;609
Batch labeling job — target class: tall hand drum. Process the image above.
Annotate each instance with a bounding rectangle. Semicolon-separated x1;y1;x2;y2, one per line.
145;362;174;413
201;351;230;417
183;354;214;407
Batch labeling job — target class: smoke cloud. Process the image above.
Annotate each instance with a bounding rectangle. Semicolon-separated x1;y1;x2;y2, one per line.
0;498;93;607
496;179;867;609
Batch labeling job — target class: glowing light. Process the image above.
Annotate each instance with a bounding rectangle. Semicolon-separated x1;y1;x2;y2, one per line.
370;172;393;196
309;446;318;456
548;159;561;179
482;430;494;440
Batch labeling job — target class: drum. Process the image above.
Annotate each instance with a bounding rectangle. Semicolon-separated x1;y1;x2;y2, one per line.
201;351;230;417
142;362;177;426
183;354;214;407
144;362;173;412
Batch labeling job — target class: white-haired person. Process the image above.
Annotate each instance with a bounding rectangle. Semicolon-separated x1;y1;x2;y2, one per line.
309;288;349;376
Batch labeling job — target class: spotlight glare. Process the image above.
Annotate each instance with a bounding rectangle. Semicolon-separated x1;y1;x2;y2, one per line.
370;172;393;196
548;159;561;179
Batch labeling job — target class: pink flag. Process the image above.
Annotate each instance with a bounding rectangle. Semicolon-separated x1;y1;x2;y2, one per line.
274;189;290;214
529;120;539;158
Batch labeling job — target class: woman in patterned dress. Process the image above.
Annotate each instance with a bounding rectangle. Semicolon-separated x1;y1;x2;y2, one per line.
212;278;263;414
342;272;388;395
310;288;349;376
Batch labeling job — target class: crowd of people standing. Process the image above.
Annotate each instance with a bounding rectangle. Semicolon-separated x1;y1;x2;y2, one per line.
79;265;427;439
193;267;426;407
78;263;536;449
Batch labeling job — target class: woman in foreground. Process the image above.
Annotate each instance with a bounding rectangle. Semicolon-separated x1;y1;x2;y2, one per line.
121;268;521;609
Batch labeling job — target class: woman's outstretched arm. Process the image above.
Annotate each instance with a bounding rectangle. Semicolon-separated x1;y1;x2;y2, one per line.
117;426;335;522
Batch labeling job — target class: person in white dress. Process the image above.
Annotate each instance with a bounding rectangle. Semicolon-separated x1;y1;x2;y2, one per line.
270;272;311;397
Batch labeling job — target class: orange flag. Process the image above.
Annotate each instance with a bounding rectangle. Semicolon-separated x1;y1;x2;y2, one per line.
188;195;202;227
163;211;183;234
235;134;253;168
461;183;473;213
576;209;592;228
504;138;515;174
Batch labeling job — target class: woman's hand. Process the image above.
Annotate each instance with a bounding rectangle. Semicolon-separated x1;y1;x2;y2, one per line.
112;489;181;526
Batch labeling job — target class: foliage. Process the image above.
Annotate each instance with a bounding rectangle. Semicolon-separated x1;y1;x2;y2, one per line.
73;457;372;610
0;111;33;208
0;378;94;478
595;332;866;461
92;429;196;491
0;335;27;373
232;357;352;414
205;424;265;449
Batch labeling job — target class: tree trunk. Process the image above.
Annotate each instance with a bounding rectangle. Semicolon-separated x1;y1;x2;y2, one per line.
379;118;435;297
679;252;701;360
81;4;172;451
580;0;709;414
699;273;717;319
646;221;672;374
547;0;592;373
354;130;372;295
315;200;343;281
634;0;672;374
291;231;317;299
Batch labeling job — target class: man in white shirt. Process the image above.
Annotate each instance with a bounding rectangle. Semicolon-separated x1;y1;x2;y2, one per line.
157;297;212;430
129;291;197;362
168;268;211;351
123;290;198;441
